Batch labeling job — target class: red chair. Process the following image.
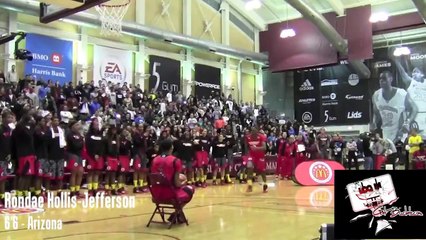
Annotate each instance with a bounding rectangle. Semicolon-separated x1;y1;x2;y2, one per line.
146;173;189;229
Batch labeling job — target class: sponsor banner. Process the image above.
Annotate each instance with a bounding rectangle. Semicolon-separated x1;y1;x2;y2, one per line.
370;45;426;141
25;34;73;85
194;64;221;99
294;64;370;126
94;45;133;85
148;55;181;95
294;71;321;125
335;171;426;239
293;160;345;186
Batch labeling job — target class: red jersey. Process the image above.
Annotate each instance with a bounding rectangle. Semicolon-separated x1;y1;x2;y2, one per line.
413;150;426;161
246;134;267;157
150;155;182;200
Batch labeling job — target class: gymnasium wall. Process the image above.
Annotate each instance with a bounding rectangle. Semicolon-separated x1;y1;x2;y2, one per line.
0;0;259;102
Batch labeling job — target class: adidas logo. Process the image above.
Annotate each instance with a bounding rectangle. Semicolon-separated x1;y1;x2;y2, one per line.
300;79;314;91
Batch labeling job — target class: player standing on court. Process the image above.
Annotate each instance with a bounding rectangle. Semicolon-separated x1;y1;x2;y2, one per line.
104;125;120;195
85;118;105;195
47;116;66;196
245;127;268;193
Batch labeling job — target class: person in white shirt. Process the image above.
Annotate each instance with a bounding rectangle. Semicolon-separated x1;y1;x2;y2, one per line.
159;100;167;117
372;71;418;142
166;91;173;103
7;65;17;84
394;55;426;139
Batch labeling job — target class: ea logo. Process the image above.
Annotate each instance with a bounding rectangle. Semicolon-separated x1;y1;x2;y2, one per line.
348;74;359;86
302;112;313;124
100;58;126;83
51;53;62;65
309;162;332;184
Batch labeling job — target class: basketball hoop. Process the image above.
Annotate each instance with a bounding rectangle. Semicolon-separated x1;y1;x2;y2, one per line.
95;0;130;36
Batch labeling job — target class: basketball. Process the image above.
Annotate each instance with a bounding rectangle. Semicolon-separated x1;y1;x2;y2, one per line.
179;173;187;183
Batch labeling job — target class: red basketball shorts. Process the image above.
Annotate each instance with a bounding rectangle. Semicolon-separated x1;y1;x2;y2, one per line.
195;151;209;168
248;152;266;172
106;156;119;171
18;155;37;176
118;155;130;172
86;155;104;171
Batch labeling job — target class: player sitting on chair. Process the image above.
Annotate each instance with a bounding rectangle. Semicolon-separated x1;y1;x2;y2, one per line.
150;139;195;222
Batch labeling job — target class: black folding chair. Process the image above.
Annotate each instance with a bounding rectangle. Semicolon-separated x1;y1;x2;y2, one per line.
146;173;189;229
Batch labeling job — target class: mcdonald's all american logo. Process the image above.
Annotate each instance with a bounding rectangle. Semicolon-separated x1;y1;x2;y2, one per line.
309;162;333;184
100;57;127;83
0;208;44;215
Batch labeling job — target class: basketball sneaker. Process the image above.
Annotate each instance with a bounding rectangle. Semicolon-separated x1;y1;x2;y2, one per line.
263;184;268;193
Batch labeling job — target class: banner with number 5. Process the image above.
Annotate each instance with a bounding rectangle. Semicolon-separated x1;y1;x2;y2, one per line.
148;55;181;95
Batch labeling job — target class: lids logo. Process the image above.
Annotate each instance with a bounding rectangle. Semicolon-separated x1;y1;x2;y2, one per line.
299;79;314;91
321;79;338;87
51;53;62;65
347;111;362;119
33;53;49;61
309;162;332;184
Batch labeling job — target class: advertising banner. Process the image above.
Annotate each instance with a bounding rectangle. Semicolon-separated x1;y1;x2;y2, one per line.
194;64;221;99
93;45;133;86
148;55;181;95
25;33;73;85
370;45;426;141
294;70;322;125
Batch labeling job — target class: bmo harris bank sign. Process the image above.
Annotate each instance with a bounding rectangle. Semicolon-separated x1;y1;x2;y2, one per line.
25;34;73;85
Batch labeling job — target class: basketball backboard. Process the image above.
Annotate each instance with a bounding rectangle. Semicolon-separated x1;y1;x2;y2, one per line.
33;0;87;9
38;0;109;23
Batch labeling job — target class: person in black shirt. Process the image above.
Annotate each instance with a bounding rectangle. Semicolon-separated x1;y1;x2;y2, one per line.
361;133;374;170
47;116;66;195
224;127;236;184
13;114;36;197
104;125;119;195
330;134;345;164
193;129;210;187
179;130;195;184
0;111;14;206
118;129;132;194
146;143;159;169
212;134;227;185
34;117;50;197
85;118;105;195
132;124;148;193
66;121;84;197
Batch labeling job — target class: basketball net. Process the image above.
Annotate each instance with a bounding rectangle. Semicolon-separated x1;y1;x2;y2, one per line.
95;0;130;36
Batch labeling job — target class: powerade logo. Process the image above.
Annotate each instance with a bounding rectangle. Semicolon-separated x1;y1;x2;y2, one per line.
195;81;220;89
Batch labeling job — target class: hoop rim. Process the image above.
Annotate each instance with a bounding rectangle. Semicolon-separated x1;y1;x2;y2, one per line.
98;0;130;8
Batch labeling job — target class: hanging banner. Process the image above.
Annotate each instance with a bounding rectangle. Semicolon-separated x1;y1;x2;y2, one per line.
25;33;73;85
93;45;133;86
370;45;426;141
148;55;181;95
294;64;370;126
294;70;321;126
194;64;221;99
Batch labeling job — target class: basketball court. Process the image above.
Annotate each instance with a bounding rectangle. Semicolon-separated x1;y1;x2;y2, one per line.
0;179;333;240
